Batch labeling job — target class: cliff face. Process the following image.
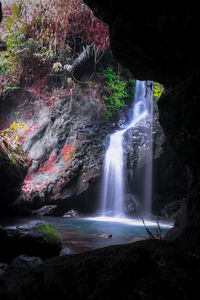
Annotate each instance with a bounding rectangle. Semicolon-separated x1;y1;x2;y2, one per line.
0;86;108;215
84;0;200;255
0;48;134;215
123;103;188;217
17;89;106;214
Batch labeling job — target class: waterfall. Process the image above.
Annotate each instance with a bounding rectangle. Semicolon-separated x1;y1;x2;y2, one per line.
100;80;153;218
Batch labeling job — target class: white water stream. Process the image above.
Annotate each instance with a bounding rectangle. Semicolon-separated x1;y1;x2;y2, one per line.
100;81;153;218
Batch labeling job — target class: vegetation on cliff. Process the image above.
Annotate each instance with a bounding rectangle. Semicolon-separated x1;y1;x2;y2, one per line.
0;0;110;93
0;0;134;120
102;67;135;120
153;82;164;101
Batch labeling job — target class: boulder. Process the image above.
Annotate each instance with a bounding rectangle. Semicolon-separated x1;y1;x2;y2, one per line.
8;255;43;272
0;221;62;262
60;248;74;256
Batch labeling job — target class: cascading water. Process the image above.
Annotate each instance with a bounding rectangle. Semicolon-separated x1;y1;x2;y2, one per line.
100;80;153;218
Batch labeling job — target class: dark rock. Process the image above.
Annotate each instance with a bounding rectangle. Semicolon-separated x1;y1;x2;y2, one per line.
160;200;183;219
84;1;200;87
157;74;200;255
8;255;43;272
0;240;199;299
0;140;28;216
0;263;8;276
0;221;62;262
152;103;188;214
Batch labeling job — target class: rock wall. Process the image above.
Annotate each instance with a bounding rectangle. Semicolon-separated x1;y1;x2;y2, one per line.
158;75;200;254
0;48;132;215
0;88;110;215
123;103;188;218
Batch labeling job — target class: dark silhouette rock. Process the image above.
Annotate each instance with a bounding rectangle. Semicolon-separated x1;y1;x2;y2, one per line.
84;1;200;87
0;240;199;299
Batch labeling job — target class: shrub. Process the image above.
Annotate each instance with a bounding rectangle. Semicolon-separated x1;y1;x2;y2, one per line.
0;0;110;92
0;121;27;152
102;67;135;120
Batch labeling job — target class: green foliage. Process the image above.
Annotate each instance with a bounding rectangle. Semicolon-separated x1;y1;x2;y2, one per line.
39;224;62;245
86;150;91;158
88;81;94;87
153;82;164;100
0;121;27;152
0;0;27;90
102;67;135;120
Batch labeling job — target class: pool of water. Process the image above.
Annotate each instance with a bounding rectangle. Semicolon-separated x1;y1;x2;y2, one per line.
0;216;173;254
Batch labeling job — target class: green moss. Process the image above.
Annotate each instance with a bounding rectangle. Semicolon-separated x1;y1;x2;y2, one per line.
38;224;62;247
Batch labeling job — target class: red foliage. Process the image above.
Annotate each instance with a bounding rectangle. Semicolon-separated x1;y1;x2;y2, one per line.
69;3;110;51
62;144;74;163
25;0;110;54
36;150;57;174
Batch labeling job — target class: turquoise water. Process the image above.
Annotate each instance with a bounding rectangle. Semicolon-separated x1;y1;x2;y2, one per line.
0;216;173;254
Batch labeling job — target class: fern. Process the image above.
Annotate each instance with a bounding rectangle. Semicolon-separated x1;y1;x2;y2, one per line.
153;82;164;100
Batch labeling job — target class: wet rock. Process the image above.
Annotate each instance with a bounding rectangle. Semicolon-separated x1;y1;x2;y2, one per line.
0;221;62;262
98;233;112;238
123;194;140;216
63;209;83;218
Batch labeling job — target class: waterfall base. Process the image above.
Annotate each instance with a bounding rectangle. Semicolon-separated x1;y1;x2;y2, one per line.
87;216;173;229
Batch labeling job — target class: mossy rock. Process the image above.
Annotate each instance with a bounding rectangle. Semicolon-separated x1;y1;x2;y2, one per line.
37;224;62;248
0;221;62;262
